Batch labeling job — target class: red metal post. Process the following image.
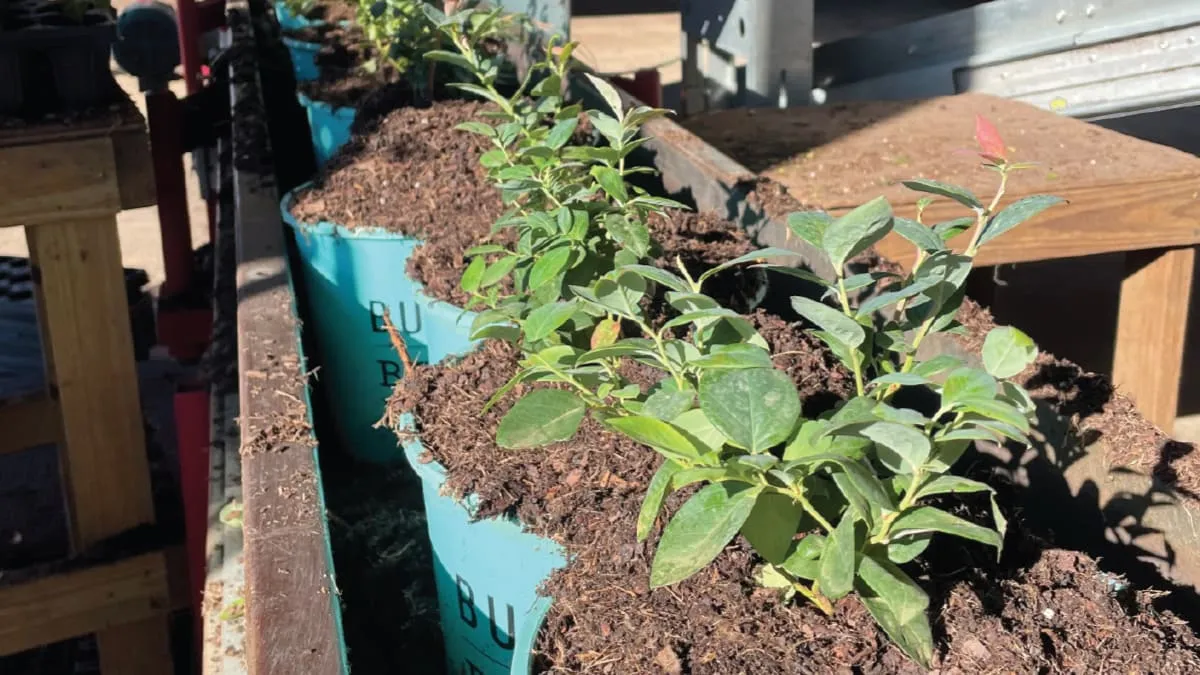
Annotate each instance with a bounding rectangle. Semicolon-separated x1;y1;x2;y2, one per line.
145;90;195;299
175;0;202;94
610;68;663;108
174;386;211;665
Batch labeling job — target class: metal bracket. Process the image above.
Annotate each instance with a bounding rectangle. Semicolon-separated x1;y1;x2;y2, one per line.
680;0;814;115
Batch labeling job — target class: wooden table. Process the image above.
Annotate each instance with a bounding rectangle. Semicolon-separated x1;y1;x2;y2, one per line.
684;93;1199;431
0;102;182;672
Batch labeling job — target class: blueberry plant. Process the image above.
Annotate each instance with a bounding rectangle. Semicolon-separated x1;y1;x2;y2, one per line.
404;5;1067;665
421;5;688;348
483;107;1062;665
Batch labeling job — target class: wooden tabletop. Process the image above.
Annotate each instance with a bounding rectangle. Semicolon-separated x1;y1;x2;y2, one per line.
0;95;145;150
684;94;1200;267
0;93;155;227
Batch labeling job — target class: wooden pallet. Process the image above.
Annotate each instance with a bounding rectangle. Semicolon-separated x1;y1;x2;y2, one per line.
683;93;1199;432
0;98;181;671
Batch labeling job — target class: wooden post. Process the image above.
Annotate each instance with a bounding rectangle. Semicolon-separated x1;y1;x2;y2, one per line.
26;216;174;673
1112;246;1196;431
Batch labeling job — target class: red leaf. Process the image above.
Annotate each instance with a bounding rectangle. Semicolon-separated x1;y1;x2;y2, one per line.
974;115;1006;160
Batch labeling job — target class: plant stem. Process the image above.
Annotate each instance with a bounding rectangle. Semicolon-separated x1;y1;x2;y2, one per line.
873;469;924;544
792;487;836;534
964;169;1010;258
835;275;866;397
792;579;834;615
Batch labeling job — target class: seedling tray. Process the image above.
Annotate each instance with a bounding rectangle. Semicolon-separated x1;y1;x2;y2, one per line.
0;0;120;117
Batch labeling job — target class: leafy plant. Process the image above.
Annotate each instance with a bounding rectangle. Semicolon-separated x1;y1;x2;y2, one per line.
489;115;1065;667
357;0;444;83
425;6;688;344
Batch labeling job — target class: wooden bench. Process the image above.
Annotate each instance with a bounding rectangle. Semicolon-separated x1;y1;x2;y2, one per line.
0;99;183;672
683;93;1199;432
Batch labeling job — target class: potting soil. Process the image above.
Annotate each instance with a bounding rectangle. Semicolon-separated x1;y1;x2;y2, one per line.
289;99;507;306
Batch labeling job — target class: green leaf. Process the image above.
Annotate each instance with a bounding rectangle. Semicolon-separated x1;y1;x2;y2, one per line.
523;301;577;342
780;533;826;579
464;243;508;256
887;533;932;564
741;492;803;565
786;211;833;248
637;460;681;541
479;255;519;288
901;178;982;210
697;247;805;285
424;49;474;71
982;326;1037;379
591;166;629;202
941;367;997;408
650;483;763;587
855;275;941;317
830;459;895;513
455;121;496;138
618;264;690;293
822;196;894;271
545;117;579;149
692;344;774;370
460;256;486;294
1000;380;1037;416
471;324;521;342
450;82;510;109
755;265;831;287
839;271;896;295
868;373;928;388
497;390;586;449
912;354;964;380
642;389;696;421
529;246;573;291
818;511;858;601
790;296;866;348
913;475;994;501
856;552;933;668
660;307;742;333
979;195;1066;245
607;415;702;461
670;408;727;456
699;368;801;452
891;217;945;253
933;216;974;242
603;215;650;258
583;72;625;118
480;148;508;168
857;421;931;474
890;506;1002;551
956;397;1031;434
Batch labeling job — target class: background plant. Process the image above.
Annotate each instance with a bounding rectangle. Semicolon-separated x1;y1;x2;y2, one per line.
424;8;690;350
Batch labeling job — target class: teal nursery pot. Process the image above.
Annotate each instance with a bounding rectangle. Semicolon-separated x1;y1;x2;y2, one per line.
401;422;567;675
283;36;322;82
297;92;356;167
274;1;318;30
281;185;476;463
508;598;552;675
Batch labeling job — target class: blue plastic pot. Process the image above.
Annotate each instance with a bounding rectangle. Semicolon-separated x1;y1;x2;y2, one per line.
508;599;552;674
283;35;322;82
274;1;319;30
401;422;567;675
297;92;357;167
281;185;477;463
